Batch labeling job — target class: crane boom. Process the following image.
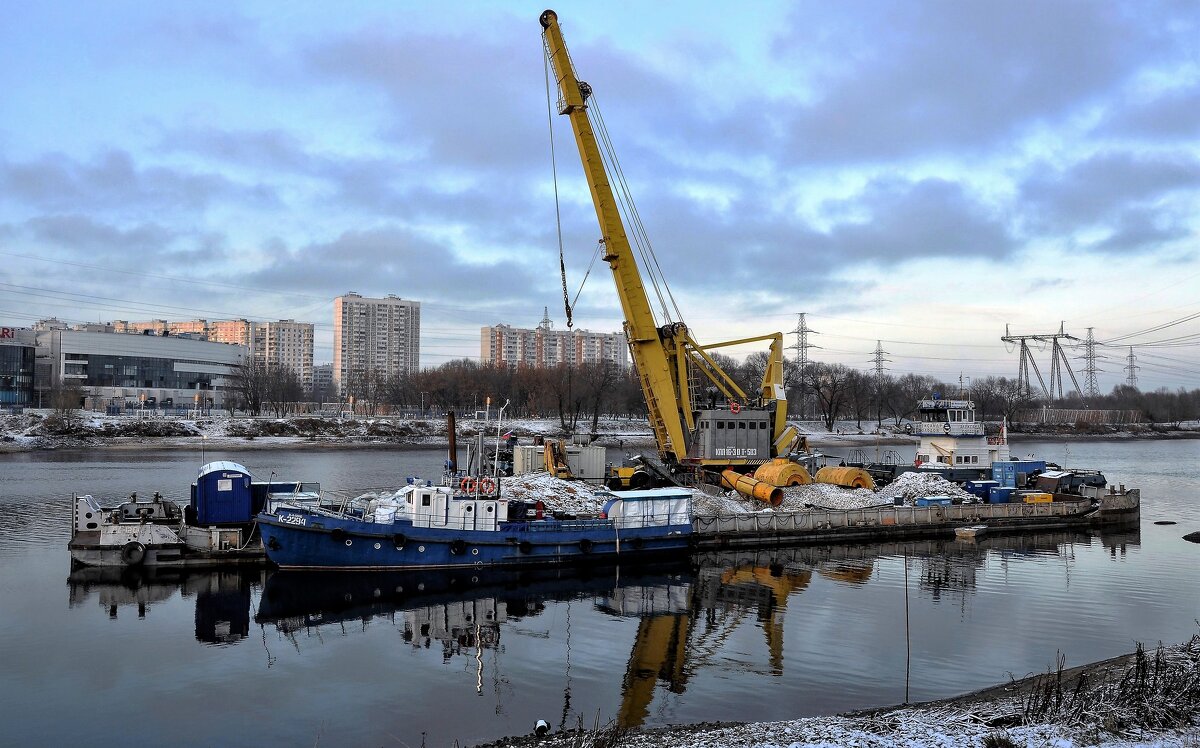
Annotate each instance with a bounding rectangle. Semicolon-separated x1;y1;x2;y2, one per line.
540;9;690;459
540;9;800;473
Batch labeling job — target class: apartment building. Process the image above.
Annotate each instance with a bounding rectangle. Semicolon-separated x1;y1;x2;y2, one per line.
333;293;421;392
481;313;627;369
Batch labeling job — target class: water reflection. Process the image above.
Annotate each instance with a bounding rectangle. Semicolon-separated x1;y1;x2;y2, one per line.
59;526;1145;737
67;566;261;645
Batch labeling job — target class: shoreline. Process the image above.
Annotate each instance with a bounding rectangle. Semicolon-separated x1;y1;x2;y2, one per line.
473;640;1200;748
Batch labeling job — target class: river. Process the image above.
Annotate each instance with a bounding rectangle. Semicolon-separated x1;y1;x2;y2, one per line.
0;440;1196;746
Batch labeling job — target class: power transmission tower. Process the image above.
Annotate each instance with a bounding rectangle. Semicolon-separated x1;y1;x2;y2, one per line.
1123;346;1139;388
1001;322;1082;400
790;313;820;419
1079;327;1102;398
1001;325;1049;398
872;340;890;426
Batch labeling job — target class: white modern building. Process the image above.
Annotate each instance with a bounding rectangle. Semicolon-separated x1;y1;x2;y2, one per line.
35;329;246;409
333;293;421;392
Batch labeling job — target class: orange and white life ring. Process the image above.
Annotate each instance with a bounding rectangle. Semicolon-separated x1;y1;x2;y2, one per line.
459;477;472;493
479;477;496;494
730;401;741;414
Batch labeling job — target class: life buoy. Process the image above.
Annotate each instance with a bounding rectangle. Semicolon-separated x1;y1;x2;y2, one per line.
730;401;741;414
903;423;913;434
449;539;467;555
479;477;496;495
578;538;593;553
534;500;545;520
943;422;952;434
121;541;146;566
459;477;472;493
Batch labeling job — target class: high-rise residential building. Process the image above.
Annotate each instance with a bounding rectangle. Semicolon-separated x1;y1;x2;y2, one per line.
481;311;627;369
311;363;334;394
254;320;314;389
333;293;421;392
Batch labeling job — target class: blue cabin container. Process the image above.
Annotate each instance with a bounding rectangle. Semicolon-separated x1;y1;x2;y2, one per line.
965;479;1000;497
988;486;1016;503
192;461;254;525
915;497;953;507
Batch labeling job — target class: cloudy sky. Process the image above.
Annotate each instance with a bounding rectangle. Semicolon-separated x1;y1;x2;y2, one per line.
2;1;1197;392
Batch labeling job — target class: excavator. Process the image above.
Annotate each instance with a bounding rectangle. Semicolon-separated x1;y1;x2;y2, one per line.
540;10;811;500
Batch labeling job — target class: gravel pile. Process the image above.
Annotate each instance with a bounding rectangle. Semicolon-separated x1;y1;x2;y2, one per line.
498;472;610;515
875;472;977;503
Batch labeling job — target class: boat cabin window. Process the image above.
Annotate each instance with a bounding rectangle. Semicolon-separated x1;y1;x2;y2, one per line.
738;422;746;429
421;494;431;507
748;422;756;430
717;421;725;430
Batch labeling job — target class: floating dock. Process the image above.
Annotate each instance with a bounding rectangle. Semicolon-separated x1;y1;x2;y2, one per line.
692;487;1139;549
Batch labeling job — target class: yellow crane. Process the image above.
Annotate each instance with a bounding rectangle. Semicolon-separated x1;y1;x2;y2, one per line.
539;10;803;489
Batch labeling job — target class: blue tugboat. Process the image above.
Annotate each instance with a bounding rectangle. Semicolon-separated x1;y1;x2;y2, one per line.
257;482;693;570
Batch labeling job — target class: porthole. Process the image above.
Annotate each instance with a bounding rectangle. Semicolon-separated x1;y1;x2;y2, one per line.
471;548;479;556
344;539;353;547
374;542;381;550
418;545;425;552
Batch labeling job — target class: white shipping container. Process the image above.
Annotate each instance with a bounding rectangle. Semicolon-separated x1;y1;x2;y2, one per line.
512;444;606;481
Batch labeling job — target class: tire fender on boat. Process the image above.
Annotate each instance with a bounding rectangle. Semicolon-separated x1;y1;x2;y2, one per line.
578;538;593;553
393;533;407;550
121;541;146;566
518;541;533;554
450;539;467;555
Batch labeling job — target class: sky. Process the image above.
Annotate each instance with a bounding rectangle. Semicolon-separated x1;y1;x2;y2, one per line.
1;0;1198;393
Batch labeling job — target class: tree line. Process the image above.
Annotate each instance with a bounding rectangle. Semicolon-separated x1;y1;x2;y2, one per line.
228;357;1200;428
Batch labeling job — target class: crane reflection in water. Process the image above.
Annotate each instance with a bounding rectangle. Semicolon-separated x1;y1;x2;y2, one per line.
64;527;1141;731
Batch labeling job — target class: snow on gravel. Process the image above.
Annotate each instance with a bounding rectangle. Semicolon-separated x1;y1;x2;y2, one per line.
581;708;1189;748
875;471;977;503
498;472;610;515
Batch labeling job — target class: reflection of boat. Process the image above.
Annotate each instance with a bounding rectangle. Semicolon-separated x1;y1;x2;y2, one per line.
69;461;317;567
66;566;260;645
258;483;692;570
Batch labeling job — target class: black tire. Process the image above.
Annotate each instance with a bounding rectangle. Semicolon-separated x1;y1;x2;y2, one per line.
606;476;624;491
629;471;651;490
393;533;407;550
449;539;467;556
629;537;644;551
518;541;533;554
331;529;347;543
579;538;593;554
121;541;146;566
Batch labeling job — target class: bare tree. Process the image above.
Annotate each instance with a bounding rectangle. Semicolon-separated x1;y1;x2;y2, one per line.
229;360;267;416
801;362;854;431
263;363;304;417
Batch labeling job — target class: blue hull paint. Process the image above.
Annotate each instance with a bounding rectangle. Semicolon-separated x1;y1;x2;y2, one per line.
258;510;692;570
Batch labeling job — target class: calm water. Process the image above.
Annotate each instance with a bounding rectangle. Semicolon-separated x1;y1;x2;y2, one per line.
1;441;1197;747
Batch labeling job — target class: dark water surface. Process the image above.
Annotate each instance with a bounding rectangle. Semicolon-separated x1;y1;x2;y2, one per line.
1;441;1197;747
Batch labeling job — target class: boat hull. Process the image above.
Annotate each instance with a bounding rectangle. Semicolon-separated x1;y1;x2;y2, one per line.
258;511;691;570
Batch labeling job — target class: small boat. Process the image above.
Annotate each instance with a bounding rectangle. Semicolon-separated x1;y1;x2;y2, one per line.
954;524;988;540
257;481;693;570
69;461;318;568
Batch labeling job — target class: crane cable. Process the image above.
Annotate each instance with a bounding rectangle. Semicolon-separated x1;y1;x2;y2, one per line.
544;44;573;328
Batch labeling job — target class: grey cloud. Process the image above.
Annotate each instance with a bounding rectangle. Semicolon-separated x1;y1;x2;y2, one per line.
0;150;278;214
1088;207;1192;255
1021;151;1200;231
1099;83;1200;141
25;215;178;258
243;227;550;307
768;0;1177;162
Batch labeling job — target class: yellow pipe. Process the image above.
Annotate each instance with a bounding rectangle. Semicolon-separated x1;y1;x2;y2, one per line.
720;469;782;506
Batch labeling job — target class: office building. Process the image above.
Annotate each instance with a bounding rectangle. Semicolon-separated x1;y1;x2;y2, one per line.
333;293;421;392
36;329;246;409
0;325;37;406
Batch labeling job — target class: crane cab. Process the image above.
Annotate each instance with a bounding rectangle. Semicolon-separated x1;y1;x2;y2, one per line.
691;409;771;463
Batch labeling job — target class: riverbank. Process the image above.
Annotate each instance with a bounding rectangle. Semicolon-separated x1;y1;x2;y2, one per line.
477;635;1200;748
2;412;1197;453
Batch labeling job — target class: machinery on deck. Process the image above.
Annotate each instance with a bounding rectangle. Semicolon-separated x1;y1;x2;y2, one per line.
540;10;807;498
